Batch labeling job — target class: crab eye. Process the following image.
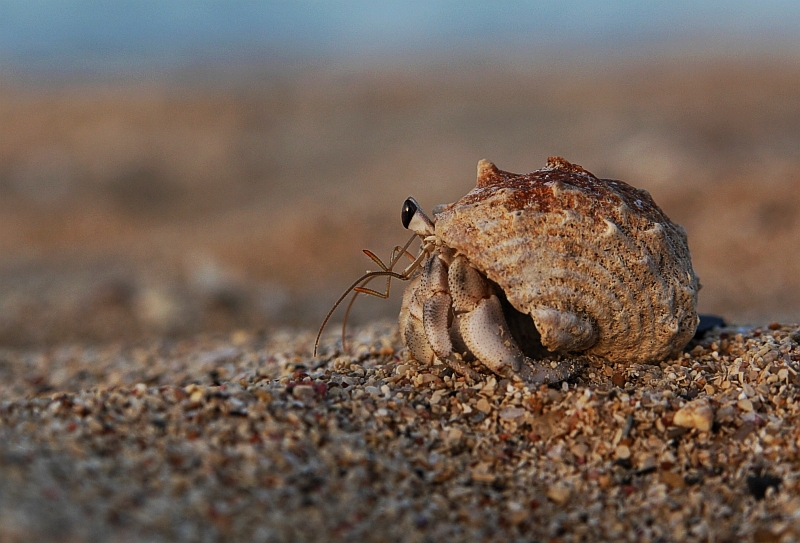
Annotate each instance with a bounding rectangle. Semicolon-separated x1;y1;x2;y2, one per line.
401;198;417;229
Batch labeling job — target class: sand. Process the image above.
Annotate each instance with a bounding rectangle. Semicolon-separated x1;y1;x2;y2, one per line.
2;321;800;542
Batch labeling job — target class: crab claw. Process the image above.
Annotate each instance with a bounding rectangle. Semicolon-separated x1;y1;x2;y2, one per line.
445;254;575;385
458;295;574;385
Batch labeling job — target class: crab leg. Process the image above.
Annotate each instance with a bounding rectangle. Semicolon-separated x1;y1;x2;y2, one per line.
420;256;452;355
458;295;574;385
448;256;574;385
394;255;480;381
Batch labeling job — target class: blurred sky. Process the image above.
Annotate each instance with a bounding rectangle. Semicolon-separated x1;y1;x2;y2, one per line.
1;0;799;76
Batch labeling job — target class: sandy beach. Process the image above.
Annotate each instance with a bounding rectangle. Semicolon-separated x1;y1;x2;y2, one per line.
0;321;798;542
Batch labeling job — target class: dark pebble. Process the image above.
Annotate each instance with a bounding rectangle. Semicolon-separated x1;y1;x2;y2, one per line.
470;412;487;424
666;426;690;440
613;457;633;469
746;474;781;500
693;315;726;340
680;388;699;401
633;465;657;476
684;471;703;486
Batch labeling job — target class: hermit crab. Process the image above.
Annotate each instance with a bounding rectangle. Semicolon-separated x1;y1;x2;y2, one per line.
316;157;699;385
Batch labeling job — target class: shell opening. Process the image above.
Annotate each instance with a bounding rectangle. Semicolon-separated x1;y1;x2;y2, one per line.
492;281;552;360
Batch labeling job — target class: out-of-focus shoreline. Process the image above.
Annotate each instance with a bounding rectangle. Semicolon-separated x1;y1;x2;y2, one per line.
1;54;800;345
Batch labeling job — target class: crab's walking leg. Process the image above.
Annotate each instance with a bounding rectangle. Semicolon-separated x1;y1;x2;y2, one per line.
399;257;482;381
420;256;452;355
398;275;435;365
448;256;575;385
458;295;575;385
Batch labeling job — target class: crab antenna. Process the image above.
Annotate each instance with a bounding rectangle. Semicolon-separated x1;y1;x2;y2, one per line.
340;290;361;353
340;277;377;353
314;270;407;357
339;234;419;351
315;234;418;357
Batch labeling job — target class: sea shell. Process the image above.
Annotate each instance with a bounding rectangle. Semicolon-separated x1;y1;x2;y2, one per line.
433;156;699;363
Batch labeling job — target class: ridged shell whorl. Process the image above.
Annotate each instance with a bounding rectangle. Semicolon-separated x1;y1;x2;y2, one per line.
434;157;700;363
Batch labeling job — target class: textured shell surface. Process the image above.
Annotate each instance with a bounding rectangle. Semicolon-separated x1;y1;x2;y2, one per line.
434;157;700;363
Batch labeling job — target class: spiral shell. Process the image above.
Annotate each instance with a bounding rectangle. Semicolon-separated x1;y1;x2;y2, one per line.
433;156;699;363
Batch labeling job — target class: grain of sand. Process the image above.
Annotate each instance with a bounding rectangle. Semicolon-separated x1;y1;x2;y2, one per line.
2;322;800;542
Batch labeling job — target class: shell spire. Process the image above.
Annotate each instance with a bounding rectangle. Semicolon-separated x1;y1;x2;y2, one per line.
476;159;501;188
543;156;596;178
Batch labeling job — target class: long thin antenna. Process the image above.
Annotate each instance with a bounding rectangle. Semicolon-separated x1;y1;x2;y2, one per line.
339;237;418;351
314;234;420;357
314;270;407;356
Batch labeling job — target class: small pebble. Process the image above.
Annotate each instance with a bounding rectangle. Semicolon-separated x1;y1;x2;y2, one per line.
293;385;316;403
547;484;571;504
499;406;525;419
737;399;754;412
660;471;687;489
506;501;529;525
614;445;631;460
673;399;714;432
471;464;496;483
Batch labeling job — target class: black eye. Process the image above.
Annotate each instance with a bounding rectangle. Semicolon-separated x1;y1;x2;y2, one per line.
401;198;417;229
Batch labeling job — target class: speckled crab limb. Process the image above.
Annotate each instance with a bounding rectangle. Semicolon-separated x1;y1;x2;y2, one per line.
458;294;575;385
410;256;482;381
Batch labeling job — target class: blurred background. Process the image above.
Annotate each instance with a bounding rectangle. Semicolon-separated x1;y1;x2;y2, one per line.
1;1;799;346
